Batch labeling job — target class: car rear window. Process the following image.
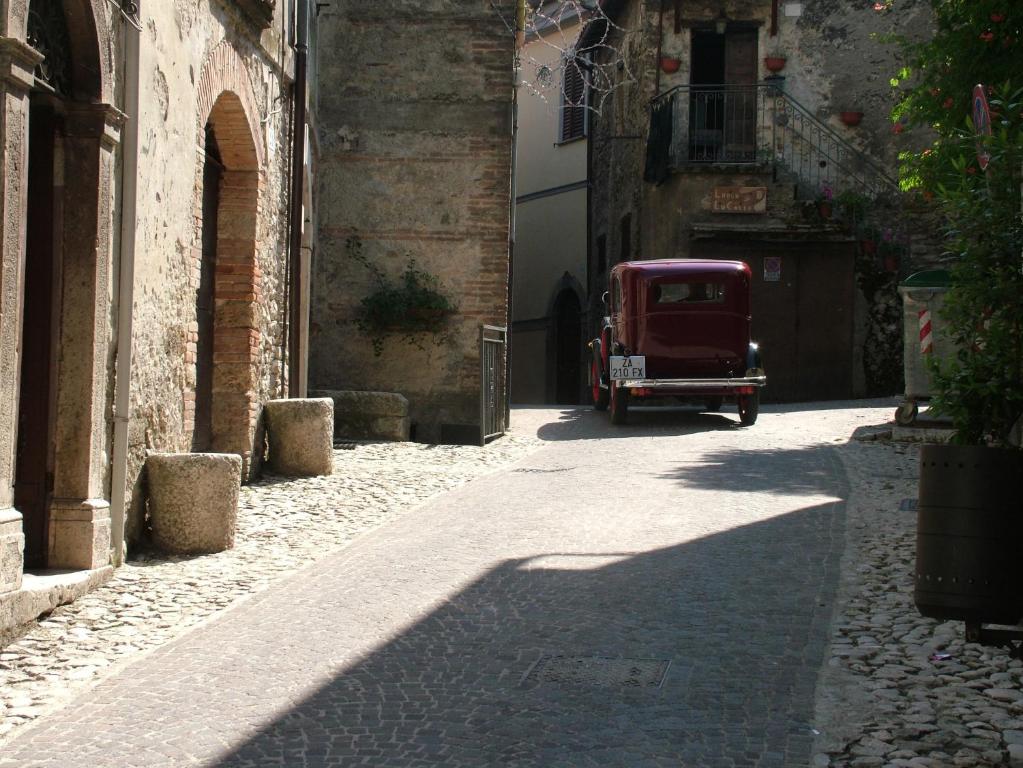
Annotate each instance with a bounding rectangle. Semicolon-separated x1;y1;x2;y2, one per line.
653;282;725;304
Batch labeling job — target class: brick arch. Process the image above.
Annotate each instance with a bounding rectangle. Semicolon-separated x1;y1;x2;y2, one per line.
196;40;264;169
186;42;265;476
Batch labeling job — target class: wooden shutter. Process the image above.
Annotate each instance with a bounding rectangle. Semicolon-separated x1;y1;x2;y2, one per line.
560;56;586;142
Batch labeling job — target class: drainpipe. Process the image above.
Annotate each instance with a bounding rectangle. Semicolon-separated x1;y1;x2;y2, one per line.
109;0;142;567
505;0;526;424
287;0;309;396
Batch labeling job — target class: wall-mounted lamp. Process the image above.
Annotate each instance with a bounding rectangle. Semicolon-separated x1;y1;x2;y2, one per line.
715;10;728;34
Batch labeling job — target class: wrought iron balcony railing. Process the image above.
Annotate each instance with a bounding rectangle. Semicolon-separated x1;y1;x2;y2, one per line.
644;83;899;199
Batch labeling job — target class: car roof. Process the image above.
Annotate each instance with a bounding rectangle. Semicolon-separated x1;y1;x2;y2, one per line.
613;259;749;277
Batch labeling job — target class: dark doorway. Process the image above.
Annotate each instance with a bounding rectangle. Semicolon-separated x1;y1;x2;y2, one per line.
689;28;758;162
15;97;62;567
553;290;582;405
193;126;222;452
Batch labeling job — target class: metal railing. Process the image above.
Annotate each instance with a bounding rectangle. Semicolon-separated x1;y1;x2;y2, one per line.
479;325;507;445
645;83;899;198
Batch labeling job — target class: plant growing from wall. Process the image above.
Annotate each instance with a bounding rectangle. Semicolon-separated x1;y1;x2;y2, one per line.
345;235;458;357
830;188;911;395
886;0;1023;446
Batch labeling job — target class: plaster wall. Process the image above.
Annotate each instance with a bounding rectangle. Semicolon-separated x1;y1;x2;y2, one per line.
123;0;295;542
516;21;587;195
310;2;515;443
509;328;546;404
513;189;587;322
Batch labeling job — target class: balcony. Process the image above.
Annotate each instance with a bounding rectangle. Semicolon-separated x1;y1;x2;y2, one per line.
235;0;276;29
644;84;898;198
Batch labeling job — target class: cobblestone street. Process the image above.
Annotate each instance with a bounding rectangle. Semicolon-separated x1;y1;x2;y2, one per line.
1;402;1021;767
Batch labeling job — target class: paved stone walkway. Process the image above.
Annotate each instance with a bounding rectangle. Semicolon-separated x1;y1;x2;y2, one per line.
814;431;1023;768
2;402;1021;767
0;436;540;744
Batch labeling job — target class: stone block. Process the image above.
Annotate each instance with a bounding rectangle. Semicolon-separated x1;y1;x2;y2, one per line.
311;390;411;441
48;498;111;570
146;453;241;554
264;398;334;476
0;509;24;594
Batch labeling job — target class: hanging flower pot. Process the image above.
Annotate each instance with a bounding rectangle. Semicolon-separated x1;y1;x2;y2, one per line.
840;111;864;127
660;56;681;74
764;56;787;73
817;200;832;219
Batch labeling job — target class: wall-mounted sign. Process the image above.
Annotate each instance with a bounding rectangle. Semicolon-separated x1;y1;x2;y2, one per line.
973;83;992;171
711;186;768;214
764;256;782;282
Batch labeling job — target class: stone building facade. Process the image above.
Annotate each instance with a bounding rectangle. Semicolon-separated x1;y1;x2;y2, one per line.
588;0;936;402
309;1;515;443
1;0;309;630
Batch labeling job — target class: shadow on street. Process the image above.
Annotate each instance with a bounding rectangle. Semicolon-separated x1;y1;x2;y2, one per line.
209;497;846;766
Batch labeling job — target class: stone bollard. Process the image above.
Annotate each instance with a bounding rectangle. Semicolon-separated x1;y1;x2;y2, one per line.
310;390;410;441
264;398;334;476
146;453;242;554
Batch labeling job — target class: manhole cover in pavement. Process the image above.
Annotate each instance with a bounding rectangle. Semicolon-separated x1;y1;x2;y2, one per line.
513;467;573;474
521;656;670;688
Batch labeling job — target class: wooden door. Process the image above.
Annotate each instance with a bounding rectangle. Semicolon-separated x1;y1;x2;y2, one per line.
553;290;582;405
692;241;856;402
724;30;758;160
193;128;221;452
15;100;60;567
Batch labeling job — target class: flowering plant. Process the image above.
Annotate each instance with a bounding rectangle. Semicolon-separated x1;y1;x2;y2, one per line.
887;0;1023;446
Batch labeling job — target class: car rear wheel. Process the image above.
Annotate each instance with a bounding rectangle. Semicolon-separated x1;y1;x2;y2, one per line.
591;358;609;411
610;381;629;425
738;391;759;426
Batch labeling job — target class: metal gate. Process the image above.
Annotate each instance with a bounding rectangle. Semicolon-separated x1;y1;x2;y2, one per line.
479;325;507;445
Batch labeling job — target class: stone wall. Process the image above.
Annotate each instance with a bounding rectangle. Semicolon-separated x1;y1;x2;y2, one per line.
123;0;296;543
310;1;515;443
588;0;938;398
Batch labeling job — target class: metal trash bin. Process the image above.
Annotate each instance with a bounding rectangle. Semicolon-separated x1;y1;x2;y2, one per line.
895;270;953;425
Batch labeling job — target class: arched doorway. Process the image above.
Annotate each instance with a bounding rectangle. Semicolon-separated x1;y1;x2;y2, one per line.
552;289;583;405
11;0;118;570
190;89;261;472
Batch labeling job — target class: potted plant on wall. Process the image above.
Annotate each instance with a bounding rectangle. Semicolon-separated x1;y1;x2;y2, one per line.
839;110;864;127
660;55;681;74
888;3;1023;629
763;51;787;73
345;235;457;356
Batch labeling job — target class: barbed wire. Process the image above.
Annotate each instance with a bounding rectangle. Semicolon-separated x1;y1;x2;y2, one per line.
491;0;638;116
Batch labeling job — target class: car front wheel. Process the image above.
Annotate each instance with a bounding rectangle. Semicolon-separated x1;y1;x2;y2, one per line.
738;391;759;426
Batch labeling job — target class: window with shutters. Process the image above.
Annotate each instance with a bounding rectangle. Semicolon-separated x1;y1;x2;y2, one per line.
559;52;588;143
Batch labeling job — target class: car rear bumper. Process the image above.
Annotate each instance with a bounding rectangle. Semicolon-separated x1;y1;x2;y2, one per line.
619;376;766;390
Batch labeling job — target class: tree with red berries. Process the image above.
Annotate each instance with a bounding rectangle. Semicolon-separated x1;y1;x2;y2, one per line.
889;1;1022;445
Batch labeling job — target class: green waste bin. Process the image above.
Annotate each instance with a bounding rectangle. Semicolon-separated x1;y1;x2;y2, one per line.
895;270;953;425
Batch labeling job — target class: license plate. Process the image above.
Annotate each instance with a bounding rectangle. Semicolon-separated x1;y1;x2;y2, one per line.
609;355;646;380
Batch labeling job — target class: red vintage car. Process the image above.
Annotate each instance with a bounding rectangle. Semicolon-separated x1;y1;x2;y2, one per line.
589;259;766;425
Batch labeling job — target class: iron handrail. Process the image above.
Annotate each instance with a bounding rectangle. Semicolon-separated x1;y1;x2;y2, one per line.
648;83;899;197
